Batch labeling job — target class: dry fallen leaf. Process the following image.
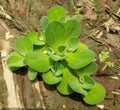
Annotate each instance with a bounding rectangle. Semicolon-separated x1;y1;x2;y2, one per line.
0;5;11;20
109;76;119;80
76;0;97;20
83;7;97;20
102;18;114;32
116;8;120;16
5;32;14;40
96;31;103;39
77;0;94;7
97;104;104;109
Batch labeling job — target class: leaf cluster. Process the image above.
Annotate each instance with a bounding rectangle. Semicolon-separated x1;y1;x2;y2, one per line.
7;5;106;105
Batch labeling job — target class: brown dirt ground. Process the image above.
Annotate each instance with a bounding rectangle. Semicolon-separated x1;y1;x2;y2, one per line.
0;0;120;110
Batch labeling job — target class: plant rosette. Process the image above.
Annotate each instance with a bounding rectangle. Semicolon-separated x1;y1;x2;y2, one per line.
7;5;106;105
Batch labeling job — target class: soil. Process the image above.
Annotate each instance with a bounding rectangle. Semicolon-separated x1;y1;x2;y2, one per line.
0;0;120;110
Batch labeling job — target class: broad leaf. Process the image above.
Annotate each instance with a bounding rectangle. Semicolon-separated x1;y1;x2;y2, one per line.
66;49;95;69
57;67;75;95
41;16;49;30
78;62;97;77
7;52;25;70
25;52;52;72
42;71;62;85
68;76;88;95
26;32;45;45
82;75;95;89
16;36;33;56
64;19;82;39
45;21;65;51
28;67;38;81
47;5;66;21
83;83;106;105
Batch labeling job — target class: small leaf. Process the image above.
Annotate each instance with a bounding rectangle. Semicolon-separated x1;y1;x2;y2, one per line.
82;75;95;89
16;36;33;56
71;15;83;22
48;51;67;61
25;52;52;72
41;16;49;30
57;67;75;95
83;83;106;105
67;38;79;51
77;43;88;50
7;52;25;70
42;70;62;85
66;49;95;69
99;51;109;62
68;76;88;95
45;21;65;51
26;32;45;45
57;46;67;55
78;62;97;77
39;31;46;41
46;47;67;61
64;19;82;39
28;67;38;81
51;62;64;76
47;5;66;21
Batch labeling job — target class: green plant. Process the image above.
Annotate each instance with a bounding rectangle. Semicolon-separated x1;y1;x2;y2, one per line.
99;51;115;71
7;5;106;105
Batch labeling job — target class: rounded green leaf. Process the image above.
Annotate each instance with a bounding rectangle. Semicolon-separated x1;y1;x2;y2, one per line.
83;83;106;105
77;43;88;50
28;67;38;81
16;36;33;56
64;19;82;39
78;62;98;77
68;76;88;95
57;67;75;95
7;52;25;70
66;49;95;69
71;15;83;22
41;16;49;30
8;67;20;71
42;71;62;85
26;32;45;45
82;75;95;89
25;52;52;72
47;5;66;21
45;21;65;51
